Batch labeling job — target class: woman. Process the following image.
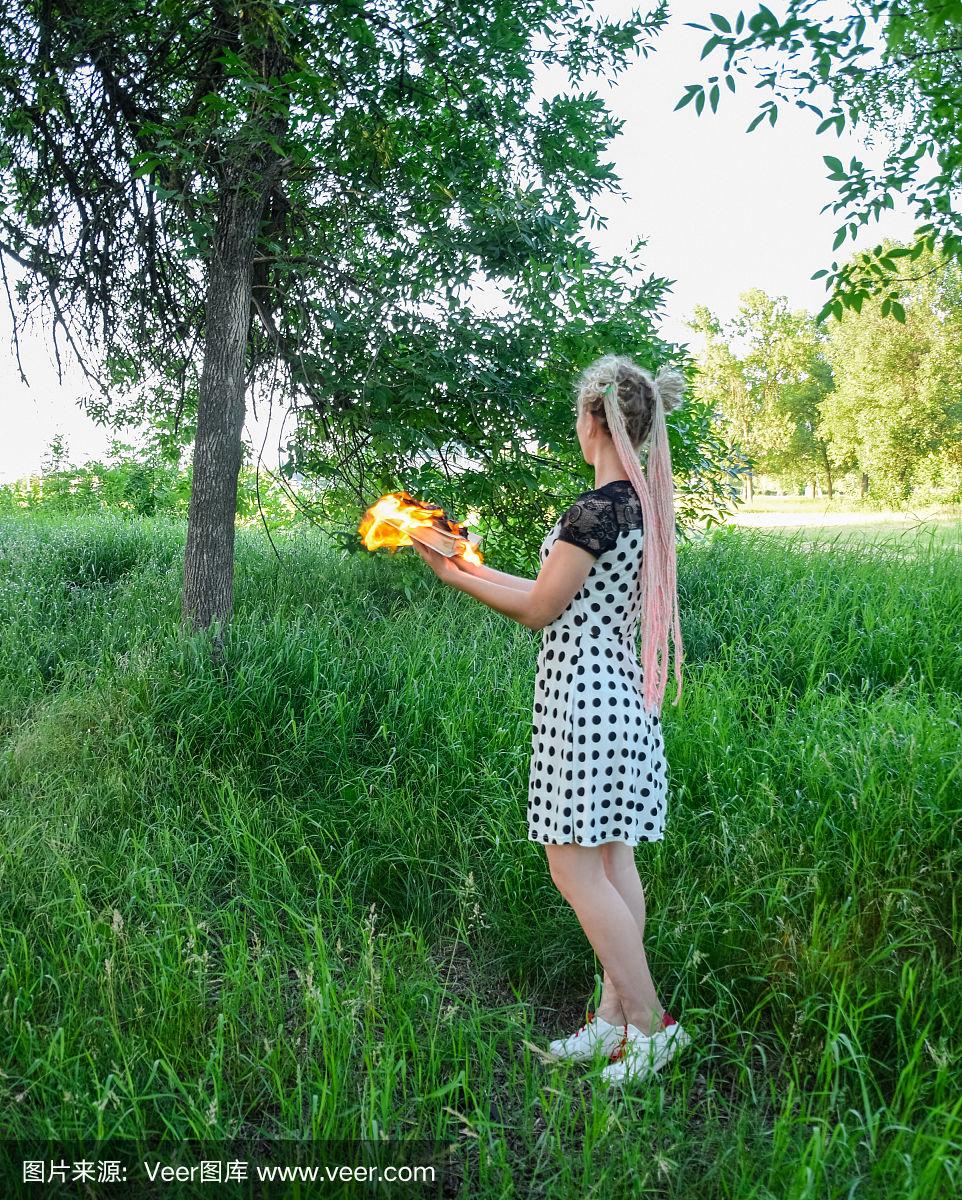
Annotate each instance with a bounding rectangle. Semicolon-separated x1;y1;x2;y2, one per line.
410;354;691;1088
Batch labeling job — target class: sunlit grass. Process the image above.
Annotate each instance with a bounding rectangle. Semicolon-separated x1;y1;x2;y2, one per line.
0;512;959;1198
724;498;962;556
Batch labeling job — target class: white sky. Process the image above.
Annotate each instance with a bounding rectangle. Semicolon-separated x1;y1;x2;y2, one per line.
0;0;921;483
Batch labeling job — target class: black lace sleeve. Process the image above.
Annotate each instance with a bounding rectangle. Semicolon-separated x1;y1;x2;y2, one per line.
556;494;620;558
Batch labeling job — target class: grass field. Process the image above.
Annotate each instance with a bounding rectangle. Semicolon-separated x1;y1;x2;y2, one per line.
0;511;959;1198
723;499;962;558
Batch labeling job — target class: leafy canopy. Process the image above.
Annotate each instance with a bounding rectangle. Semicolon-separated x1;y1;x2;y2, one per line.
0;0;742;559
677;0;961;325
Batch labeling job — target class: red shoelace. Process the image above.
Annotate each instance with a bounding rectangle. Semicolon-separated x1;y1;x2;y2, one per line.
608;1011;677;1063
576;1009;596;1034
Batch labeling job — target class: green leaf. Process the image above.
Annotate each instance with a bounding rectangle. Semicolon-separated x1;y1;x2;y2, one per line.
673;86;701;112
709;83;720;113
748;5;778;33
832;227;846;251
710;13;732;33
700;34;722;60
890;300;906;323
824;155;844;177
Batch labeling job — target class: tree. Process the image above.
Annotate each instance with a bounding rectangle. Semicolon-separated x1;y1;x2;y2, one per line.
677;0;962;324
40;432;71;475
688;292;834;501
2;0;299;646
779;352;838;498
686;304;755;499
820;238;962;504
1;0;739;654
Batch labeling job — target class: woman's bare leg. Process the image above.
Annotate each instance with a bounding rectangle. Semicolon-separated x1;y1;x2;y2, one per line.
595;842;664;1023
545;842;665;1034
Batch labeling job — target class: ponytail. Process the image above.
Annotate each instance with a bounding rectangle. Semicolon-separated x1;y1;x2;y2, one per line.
602;368;685;715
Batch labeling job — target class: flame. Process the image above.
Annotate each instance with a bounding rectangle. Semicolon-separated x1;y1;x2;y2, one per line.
358;491;484;565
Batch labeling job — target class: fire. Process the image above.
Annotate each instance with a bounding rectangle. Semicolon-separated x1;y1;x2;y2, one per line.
358;491;484;565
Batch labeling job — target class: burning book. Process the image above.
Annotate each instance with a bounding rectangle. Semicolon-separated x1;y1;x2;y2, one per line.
358;491;484;564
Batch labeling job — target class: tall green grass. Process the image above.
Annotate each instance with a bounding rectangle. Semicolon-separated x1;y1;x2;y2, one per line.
0;513;959;1198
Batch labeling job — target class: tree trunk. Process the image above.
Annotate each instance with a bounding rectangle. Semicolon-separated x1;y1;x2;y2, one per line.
860;472;869;498
181;164;276;648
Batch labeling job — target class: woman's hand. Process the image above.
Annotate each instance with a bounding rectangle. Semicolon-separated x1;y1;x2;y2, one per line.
450;550;477;573
409;537;462;584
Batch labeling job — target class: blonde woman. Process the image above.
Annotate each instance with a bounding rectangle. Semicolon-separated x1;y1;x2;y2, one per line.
411;355;691;1087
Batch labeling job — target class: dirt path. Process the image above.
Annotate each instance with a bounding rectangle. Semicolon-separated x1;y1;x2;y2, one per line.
726;510;952;527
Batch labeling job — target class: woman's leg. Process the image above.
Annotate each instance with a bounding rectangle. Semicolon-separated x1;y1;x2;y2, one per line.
596;842;662;1022
545;842;665;1035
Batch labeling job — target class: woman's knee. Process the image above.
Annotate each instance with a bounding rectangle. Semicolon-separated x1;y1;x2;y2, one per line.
546;845;606;897
601;841;639;883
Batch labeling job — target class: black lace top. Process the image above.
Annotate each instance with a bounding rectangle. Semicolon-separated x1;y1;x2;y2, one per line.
555;478;643;559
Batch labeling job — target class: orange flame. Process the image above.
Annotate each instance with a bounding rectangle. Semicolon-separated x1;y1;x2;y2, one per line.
358;491;484;565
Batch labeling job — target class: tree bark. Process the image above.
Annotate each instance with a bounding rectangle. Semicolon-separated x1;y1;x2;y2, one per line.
181;162;277;648
860;471;869;498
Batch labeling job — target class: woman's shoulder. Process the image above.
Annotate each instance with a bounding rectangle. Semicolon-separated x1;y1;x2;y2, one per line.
577;478;637;500
561;481;642;547
571;480;641;518
557;491;623;558
561;488;616;527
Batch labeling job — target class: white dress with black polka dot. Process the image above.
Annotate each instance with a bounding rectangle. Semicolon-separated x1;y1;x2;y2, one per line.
527;478;669;846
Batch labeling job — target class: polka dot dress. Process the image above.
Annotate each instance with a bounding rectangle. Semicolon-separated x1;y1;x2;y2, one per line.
527;479;669;846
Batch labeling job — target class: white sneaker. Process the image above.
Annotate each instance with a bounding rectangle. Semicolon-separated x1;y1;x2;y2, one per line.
601;1013;692;1087
547;1010;628;1061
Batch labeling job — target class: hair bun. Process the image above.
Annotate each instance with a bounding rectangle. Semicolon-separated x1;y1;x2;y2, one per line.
654;366;686;414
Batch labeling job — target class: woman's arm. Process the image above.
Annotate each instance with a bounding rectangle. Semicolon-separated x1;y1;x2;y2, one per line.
446;569;539;627
455;558;535;592
409;535;594;630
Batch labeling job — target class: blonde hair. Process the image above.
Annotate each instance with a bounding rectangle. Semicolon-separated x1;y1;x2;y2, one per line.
574;354;686;714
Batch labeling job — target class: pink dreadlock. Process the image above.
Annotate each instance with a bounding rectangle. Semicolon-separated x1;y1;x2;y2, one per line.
600;369;685;715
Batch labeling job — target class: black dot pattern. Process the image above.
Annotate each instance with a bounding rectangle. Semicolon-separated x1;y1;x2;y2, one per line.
527;481;669;847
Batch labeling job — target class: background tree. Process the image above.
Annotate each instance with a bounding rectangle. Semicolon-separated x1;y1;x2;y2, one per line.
821;238;962;504
678;0;962;324
779;352;837;498
0;0;740;655
39;432;71;476
688;292;833;501
729;290;832;496
686;304;755;501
